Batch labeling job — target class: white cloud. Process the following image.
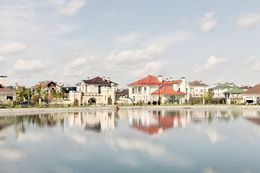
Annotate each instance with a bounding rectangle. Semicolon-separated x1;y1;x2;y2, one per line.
0;148;26;161
238;13;260;28
112;137;166;156
106;45;166;65
200;12;217;32
253;62;260;71
195;56;226;72
204;167;217;173
14;59;48;71
115;32;139;45
63;56;96;77
0;56;7;63
60;0;87;16
106;32;191;65
0;42;28;55
134;60;166;77
206;129;222;144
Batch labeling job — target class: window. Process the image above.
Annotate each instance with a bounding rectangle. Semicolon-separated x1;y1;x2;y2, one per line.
132;88;134;94
98;86;101;94
144;87;146;93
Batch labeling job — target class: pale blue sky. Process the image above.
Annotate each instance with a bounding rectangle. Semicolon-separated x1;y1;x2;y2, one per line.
0;0;260;87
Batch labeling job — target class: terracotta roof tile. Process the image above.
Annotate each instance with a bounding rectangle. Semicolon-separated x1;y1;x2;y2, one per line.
243;84;260;94
128;75;161;86
128;75;183;86
151;86;185;95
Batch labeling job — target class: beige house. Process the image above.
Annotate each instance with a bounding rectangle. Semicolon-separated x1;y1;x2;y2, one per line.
243;83;260;104
0;76;16;102
70;77;118;105
32;81;63;93
0;84;16;102
188;80;209;98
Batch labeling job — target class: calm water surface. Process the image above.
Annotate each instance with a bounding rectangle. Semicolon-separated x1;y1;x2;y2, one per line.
0;109;260;173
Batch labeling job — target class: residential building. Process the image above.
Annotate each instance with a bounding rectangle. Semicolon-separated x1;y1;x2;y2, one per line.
213;82;239;98
70;76;118;105
32;81;63;93
0;84;16;101
115;89;129;104
224;88;244;104
240;85;253;91
189;80;209;98
0;76;16;102
0;76;7;86
128;75;188;104
242;83;260;104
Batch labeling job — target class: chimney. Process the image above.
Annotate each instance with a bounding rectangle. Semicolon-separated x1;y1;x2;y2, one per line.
157;75;163;82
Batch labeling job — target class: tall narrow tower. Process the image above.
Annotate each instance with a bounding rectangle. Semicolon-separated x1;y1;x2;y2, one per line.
0;76;7;86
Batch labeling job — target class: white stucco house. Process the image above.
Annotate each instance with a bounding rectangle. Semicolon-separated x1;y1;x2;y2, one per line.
188;80;209;98
70;76;118;106
242;83;260;104
128;75;188;104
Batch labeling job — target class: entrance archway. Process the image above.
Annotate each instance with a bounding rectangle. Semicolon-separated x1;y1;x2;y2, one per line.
88;98;96;105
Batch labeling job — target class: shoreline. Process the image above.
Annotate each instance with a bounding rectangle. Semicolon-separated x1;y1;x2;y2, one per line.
0;105;260;116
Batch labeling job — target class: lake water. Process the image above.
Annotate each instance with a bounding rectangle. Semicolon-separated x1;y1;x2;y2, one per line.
0;108;260;173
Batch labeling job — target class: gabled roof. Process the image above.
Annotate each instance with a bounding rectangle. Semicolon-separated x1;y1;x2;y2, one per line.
224;88;244;94
83;77;117;85
214;82;238;90
32;81;61;89
161;80;182;85
128;75;183;86
0;84;14;93
128;75;161;86
151;86;185;95
243;84;260;94
240;85;253;90
189;80;209;87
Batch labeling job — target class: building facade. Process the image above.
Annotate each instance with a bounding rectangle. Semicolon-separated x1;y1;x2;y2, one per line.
242;83;260;104
213;83;239;98
128;75;188;104
188;80;209;98
0;76;16;102
70;77;118;105
32;81;63;93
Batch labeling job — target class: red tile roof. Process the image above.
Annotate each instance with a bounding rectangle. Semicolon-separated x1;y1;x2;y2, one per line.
243;83;260;94
151;86;185;95
128;75;161;86
161;80;182;85
128;75;182;86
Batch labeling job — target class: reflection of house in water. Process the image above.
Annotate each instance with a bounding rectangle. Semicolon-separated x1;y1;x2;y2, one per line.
63;111;117;132
83;111;117;132
245;117;260;126
242;109;260;126
0;119;14;140
128;110;190;135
